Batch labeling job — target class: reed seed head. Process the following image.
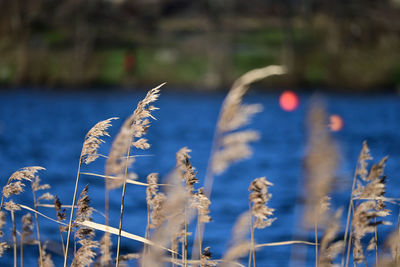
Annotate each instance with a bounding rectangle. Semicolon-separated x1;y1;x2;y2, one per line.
249;177;275;229
4;200;20;211
21;213;34;242
81;117;118;165
318;209;344;267
106;84;162;189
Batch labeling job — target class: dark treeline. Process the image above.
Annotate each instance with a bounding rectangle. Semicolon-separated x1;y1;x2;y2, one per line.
0;0;400;91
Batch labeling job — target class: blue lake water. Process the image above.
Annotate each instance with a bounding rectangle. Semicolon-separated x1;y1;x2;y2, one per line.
0;89;399;266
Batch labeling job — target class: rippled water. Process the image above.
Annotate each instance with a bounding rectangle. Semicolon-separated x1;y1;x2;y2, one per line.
0;90;399;266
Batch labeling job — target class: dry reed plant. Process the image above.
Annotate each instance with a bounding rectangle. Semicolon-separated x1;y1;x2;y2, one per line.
342;141;372;266
379;230;400;266
205;66;286;196
193;65;286;263
65;117;117;267
353;172;390;265
343;142;390;267
1;167;46;207
141;172;190;267
54;196;67;256
303;101;339;267
108;84;162;267
248;177;275;267
71;185;99;267
105;85;162;188
318;209;344;267
221;211;252;267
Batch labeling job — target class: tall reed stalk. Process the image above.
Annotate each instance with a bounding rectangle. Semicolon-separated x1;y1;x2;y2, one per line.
64;117;116;267
193;65;286;262
104;85;161;266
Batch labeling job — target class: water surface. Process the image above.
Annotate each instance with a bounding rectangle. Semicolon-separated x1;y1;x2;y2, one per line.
0;90;399;266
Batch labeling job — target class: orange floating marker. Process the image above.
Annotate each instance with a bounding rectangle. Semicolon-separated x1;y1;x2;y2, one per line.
279;90;299;112
329;114;344;132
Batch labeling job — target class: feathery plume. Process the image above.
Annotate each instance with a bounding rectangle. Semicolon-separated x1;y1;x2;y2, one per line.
54;196;67;225
221;212;253;267
146;173;166;229
32;175;51;192
2;167;45;198
141;174;190;267
192;188;211;223
304;101;338;227
105;84;162;189
356;141;373;181
38;192;54;202
21;213;34;243
249;177;275;229
318;209;344;267
176;147;198;193
217;66;286;133
212;130;260;175
4;200;21;211
81;117;118;165
96;233;113;266
39;244;55;267
352;200;391;264
381;231;400;266
71;185;99;267
351;153;390;265
207;66;286;196
7;166;45;182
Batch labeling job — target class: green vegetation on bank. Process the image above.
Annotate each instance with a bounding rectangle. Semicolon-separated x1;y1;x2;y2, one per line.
1;0;400;91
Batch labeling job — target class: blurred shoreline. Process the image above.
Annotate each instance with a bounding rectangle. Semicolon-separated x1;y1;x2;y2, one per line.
1;1;400;92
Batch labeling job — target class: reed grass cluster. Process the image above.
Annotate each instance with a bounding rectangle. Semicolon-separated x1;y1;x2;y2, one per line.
0;65;397;267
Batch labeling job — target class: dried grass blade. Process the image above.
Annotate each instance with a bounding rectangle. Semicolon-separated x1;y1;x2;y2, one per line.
255;240;318;248
78;220;177;255
18;204;67;226
81;172;149;186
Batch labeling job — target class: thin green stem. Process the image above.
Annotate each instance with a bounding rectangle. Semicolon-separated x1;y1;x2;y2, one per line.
64;154;83;267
